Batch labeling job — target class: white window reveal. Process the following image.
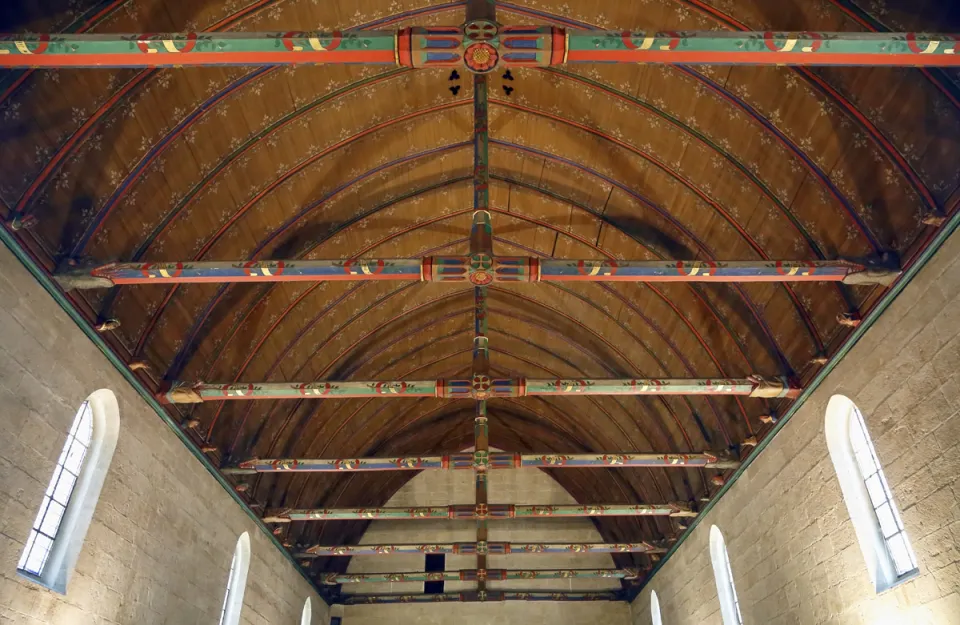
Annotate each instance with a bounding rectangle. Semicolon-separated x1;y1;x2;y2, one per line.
650;589;663;625
825;395;919;592
219;532;251;625
709;526;743;625
301;597;312;625
18;389;120;593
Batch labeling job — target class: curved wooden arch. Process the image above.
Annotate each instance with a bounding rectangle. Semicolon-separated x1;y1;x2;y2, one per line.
152;133;822;388
2;0;953;560
207;221;771;461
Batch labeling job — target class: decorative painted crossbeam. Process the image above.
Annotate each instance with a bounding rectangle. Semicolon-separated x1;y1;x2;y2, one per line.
54;256;901;288
263;503;697;523
224;451;739;474
160;375;799;403
3;31;960;70
321;568;640;584
341;591;620;604
297;541;669;557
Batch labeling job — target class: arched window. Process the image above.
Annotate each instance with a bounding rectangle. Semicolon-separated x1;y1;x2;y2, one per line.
825;395;918;592
300;597;312;625
18;389;119;593
709;526;743;625
219;532;251;625
650;589;663;625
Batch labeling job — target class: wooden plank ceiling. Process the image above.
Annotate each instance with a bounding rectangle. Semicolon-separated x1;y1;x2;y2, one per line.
1;0;959;585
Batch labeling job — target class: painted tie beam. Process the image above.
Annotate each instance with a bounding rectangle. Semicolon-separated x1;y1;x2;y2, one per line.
340;591;620;604
224;451;740;474
322;568;640;584
54;256;901;288
4;31;960;70
159;375;799;403
297;541;669;557
262;503;697;523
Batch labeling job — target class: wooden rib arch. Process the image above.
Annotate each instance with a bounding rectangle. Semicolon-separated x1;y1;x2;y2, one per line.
185;175;773;401
122;94;847;369
499;0;937;216
5;0;462;219
212;228;752;456
240;312;708;528
282;387;678;548
216;239;754;463
166;198;782;418
157;141;810;389
227;288;695;472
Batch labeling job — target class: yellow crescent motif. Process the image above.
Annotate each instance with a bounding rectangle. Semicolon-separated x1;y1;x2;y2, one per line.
15;41;34;54
778;39;798;52
920;40;940;54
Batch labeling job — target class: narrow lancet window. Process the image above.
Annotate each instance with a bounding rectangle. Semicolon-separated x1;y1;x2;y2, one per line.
651;589;663;625
18;390;119;593
826;395;918;591
709;526;743;625
219;532;251;625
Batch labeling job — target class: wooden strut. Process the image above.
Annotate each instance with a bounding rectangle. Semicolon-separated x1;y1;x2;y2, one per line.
4;31;960;69
321;568;641;584
158;376;801;403
297;541;671;557
54;256;902;288
223;451;741;473
262;503;698;523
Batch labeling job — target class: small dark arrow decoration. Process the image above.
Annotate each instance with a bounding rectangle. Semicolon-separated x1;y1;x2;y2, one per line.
449;70;460;81
450;85;461;96
502;70;514;81
503;85;514;96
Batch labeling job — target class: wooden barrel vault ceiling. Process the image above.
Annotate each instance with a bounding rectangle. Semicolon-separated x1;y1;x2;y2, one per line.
2;0;959;598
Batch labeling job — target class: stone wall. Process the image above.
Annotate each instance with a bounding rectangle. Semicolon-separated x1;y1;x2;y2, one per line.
0;242;327;625
630;229;960;625
342;464;631;624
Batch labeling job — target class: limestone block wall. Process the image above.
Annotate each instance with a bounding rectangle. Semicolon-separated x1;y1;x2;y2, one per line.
630;228;960;625
342;464;631;624
0;243;327;625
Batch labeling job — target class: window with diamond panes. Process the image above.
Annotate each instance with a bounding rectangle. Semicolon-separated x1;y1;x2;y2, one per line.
848;404;918;578
18;402;93;577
